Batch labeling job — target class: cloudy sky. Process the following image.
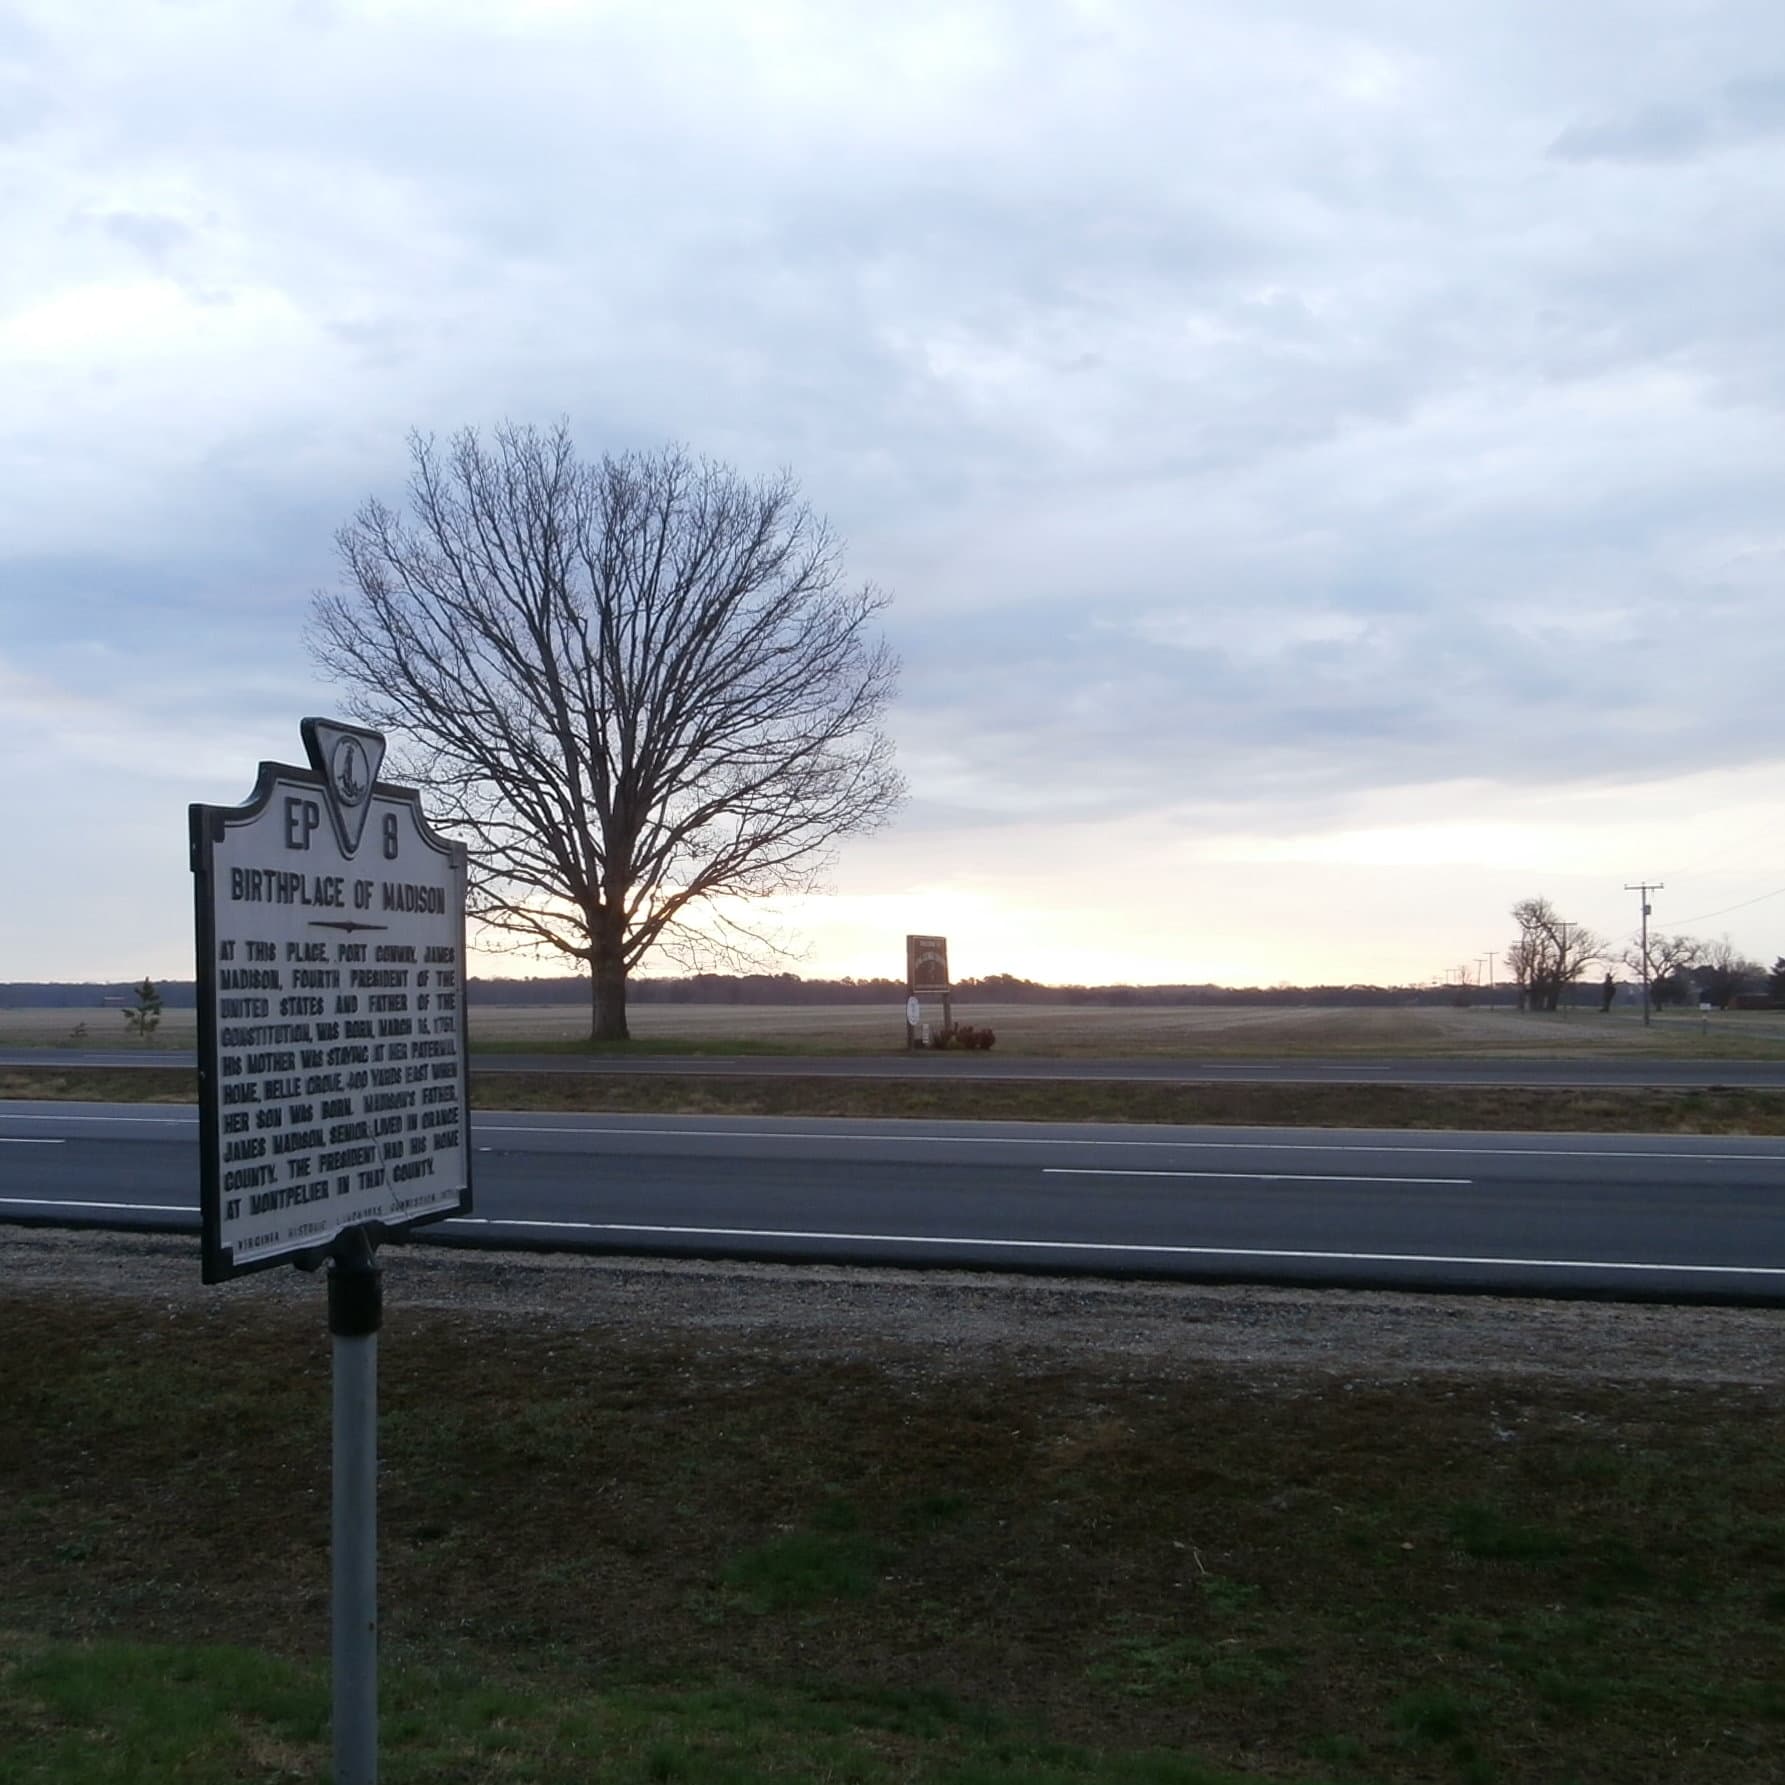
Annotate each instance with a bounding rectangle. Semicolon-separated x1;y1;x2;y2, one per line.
5;0;1785;989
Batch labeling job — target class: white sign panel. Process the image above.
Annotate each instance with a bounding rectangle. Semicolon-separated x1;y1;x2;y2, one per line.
190;720;471;1281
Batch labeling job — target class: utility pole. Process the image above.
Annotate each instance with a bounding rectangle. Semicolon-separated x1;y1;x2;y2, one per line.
1625;881;1663;1028
1484;950;1495;1011
1555;921;1572;1016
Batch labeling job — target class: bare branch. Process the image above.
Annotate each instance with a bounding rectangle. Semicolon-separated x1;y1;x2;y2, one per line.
310;426;904;1039
1507;896;1604;1012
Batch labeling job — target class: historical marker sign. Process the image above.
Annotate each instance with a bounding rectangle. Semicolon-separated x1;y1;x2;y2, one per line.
190;719;472;1281
906;934;949;992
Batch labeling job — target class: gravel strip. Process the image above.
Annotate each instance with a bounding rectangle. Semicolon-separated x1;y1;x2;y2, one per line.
5;1226;1781;1387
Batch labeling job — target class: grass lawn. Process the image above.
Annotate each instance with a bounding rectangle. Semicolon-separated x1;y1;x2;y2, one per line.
10;1002;1785;1059
2;1287;1782;1782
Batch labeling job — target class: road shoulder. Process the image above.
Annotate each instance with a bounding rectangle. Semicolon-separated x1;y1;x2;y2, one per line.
7;1226;1778;1386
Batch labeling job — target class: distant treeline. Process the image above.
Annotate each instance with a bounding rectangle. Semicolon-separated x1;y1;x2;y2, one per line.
467;974;1477;1008
2;983;203;1009
3;974;1555;1010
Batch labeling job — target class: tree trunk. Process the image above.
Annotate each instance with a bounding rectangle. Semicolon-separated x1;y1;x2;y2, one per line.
589;933;630;1042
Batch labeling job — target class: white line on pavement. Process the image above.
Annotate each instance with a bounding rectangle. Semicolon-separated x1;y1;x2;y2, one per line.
4;1196;1775;1279
0;1114;194;1126
440;1217;1785;1277
0;1138;64;1145
4;1112;1785;1169
1043;1168;1471;1186
0;1196;189;1212
466;1125;1784;1166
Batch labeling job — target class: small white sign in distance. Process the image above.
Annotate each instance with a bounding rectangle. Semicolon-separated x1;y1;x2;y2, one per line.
190;721;472;1281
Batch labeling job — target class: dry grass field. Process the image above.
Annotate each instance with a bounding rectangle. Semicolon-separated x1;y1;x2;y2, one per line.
9;999;1785;1058
0;1008;199;1048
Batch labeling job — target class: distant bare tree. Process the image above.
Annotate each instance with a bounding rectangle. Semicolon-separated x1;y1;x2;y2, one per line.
1618;932;1701;1012
1506;930;1541;1013
1694;936;1763;1010
1509;897;1603;1012
311;423;904;1041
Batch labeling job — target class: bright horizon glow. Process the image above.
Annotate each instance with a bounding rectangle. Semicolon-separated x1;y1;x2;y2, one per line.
12;756;1785;990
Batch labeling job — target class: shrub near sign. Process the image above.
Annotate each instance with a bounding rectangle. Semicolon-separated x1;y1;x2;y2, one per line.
190;719;472;1282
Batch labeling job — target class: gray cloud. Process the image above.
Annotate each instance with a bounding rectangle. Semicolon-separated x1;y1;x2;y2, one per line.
85;208;196;264
5;0;1785;974
1549;105;1713;165
1724;74;1785;132
1550;70;1785;163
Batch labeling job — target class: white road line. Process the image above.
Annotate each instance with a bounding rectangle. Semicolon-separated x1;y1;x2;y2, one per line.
440;1217;1785;1277
3;1112;1784;1169
4;1197;1777;1279
0;1114;194;1126
1043;1168;1471;1186
0;1196;190;1212
466;1124;1785;1166
0;1138;64;1145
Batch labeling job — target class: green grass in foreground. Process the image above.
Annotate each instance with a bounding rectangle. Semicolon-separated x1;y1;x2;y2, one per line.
3;1293;1783;1782
9;1062;1785;1133
0;1638;1260;1784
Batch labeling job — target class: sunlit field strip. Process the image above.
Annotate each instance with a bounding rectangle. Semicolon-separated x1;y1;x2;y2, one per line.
8;1000;1785;1058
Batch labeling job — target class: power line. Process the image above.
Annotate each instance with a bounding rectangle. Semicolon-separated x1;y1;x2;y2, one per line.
1666;884;1785;928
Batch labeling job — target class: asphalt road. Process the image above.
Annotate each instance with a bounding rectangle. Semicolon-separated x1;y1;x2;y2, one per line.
4;1101;1783;1302
6;1046;1785;1088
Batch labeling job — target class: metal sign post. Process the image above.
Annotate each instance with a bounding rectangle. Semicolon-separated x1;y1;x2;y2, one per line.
329;1230;381;1785
191;720;472;1785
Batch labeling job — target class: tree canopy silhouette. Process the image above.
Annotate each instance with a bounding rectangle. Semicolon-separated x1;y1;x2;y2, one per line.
1507;896;1603;1011
311;423;903;1040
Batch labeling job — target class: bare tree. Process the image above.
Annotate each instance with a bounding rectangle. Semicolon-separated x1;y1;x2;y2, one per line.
1506;929;1541;1013
1509;896;1603;1012
1694;936;1763;1010
1618;931;1700;1012
311;423;904;1041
